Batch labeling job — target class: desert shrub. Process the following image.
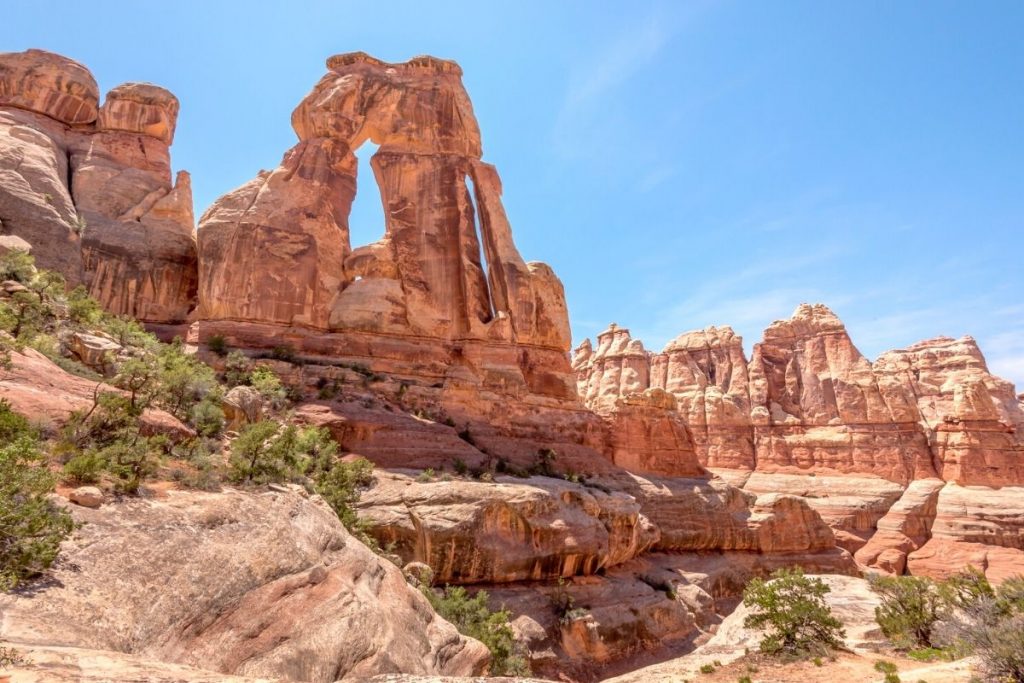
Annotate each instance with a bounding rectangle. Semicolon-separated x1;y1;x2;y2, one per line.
249;365;287;409
268;344;296;362
870;574;945;649
312;454;372;533
699;663;715;674
56;392;164;493
228;421;292;483
229;422;335;484
66;285;102;325
223;350;251;386
0;249;35;283
112;355;160;411
421;585;530;676
875;660;901;683
101;315;157;349
207;334;229;357
0;400;74;590
190;395;225;437
48;354;103;381
62;450;104;484
530;447;558;477
742;567;845;657
154;339;219;420
939;570;1024;682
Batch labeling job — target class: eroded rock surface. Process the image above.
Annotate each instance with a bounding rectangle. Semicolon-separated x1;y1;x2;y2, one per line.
573;304;1024;576
0;48;196;323
0;487;489;681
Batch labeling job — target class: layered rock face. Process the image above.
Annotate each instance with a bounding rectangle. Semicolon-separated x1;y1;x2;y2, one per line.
574;304;1024;578
0;487;489;681
0;49;196;323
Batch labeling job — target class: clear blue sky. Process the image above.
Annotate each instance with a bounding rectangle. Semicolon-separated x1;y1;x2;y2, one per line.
8;1;1024;387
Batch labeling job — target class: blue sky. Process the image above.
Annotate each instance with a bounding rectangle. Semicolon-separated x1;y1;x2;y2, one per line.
7;1;1024;387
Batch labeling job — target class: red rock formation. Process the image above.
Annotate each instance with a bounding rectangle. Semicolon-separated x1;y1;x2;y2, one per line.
198;53;567;350
574;304;1024;574
0;49;196;323
194;53;658;478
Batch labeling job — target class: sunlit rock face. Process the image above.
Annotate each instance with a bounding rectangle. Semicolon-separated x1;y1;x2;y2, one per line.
574;303;1024;578
195;52;703;479
0;49;197;323
197;52;568;349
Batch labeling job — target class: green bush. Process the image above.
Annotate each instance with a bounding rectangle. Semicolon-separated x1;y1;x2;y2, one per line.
870;574;945;649
312;454;373;534
62;451;104;484
0;400;74;591
66;285;103;325
249;365;287;409
699;663;715;674
0;249;36;283
190;396;225;437
207;334;229;357
154;338;219;421
229;422;335;484
421;584;530;676
56;392;164;494
742;567;845;658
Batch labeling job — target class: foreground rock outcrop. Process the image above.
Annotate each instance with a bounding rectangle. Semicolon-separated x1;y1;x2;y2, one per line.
0;48;196;323
0;487;488;681
574;305;1024;580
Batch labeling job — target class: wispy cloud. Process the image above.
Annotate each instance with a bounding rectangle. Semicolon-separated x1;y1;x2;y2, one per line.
561;16;670;114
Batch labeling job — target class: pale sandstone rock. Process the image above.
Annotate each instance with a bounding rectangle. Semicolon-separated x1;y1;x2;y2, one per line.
0;233;31;254
0;644;272;683
0;488;489;681
875;336;1024;486
574;304;1024;577
68;485;104;508
222;385;264;430
67;331;121;371
605;575;888;683
198;52;568;352
855;478;945;574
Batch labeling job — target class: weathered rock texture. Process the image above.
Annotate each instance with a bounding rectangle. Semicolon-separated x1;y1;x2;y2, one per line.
0;49;196;323
574;304;1024;580
194;52;699;482
0;487;489;681
197;52;567;348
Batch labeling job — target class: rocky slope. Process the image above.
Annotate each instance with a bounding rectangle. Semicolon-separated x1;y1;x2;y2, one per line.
0;487;488;681
574;304;1024;581
0;49;196;324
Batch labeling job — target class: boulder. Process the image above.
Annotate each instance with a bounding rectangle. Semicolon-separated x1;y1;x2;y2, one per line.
67;331;122;371
222;385;263;430
68;486;104;508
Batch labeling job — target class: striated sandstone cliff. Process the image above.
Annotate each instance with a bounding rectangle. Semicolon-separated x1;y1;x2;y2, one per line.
574;304;1024;579
0;49;196;323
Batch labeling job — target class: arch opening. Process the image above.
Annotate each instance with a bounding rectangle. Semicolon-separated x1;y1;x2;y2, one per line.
348;140;386;249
